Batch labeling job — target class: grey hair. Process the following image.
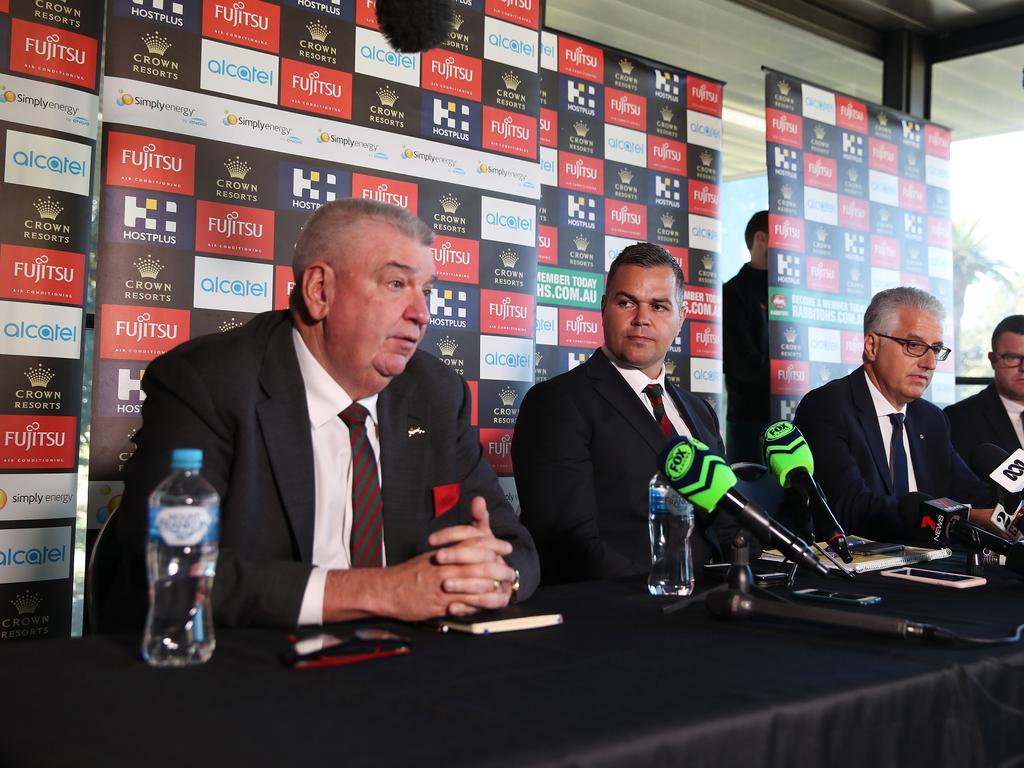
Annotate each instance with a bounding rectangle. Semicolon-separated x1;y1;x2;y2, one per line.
292;198;434;278
863;287;945;335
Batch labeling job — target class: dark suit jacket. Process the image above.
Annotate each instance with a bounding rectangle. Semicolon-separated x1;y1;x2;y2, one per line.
511;348;731;585
944;383;1022;464
100;310;538;630
794;367;992;541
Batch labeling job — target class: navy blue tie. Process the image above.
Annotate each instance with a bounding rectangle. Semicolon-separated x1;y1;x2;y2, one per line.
889;413;909;498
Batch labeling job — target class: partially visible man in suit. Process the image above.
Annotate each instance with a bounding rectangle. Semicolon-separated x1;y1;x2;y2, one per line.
100;199;538;630
795;287;993;541
945;315;1024;461
512;243;732;584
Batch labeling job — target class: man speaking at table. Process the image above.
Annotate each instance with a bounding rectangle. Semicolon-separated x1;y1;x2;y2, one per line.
99;199;538;630
512;243;734;584
794;287;993;541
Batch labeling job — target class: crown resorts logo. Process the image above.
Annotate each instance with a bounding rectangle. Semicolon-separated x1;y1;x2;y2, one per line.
784;326;797;344
498;386;518;407
377;86;398;107
370;85;404;129
451;12;465;31
35;197;63;221
777;80;791;96
307;20;330;42
224;156;251;180
219;317;244;332
813;124;826;141
848;167;859;182
618;58;634;75
660;107;674;123
133;255;163;279
439;193;461;214
877;112;889;127
24;364;54;388
617;168;634;184
437;336;459;357
502;72;521;91
143;32;171;56
661;212;675;229
780;184;793;201
12;591;41;616
573;235;589;252
573;120;590;137
701;253;713;271
499;249;520;269
664;358;677;377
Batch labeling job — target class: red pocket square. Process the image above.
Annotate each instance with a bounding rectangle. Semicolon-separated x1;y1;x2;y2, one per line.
433;482;462;518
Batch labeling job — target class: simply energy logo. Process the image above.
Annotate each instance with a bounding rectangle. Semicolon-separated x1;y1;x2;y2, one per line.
0;473;76;521
0;75;94;136
193;255;272;313
0;300;82;359
4;129;91;197
201;38;279;104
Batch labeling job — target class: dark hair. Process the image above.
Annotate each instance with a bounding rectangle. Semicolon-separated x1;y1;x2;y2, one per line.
606;242;685;304
744;210;769;251
992;315;1024;350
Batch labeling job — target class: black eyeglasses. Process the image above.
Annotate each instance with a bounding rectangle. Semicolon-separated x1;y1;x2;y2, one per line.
993;353;1024;368
875;333;951;361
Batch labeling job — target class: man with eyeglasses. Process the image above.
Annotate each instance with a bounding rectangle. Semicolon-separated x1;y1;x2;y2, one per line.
795;287;993;542
945;315;1024;460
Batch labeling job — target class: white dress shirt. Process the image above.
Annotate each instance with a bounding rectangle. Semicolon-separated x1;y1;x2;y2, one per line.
864;370;918;493
603;347;691;439
293;329;383;626
998;393;1024;450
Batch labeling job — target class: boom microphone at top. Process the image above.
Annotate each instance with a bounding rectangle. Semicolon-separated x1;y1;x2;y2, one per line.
377;0;455;53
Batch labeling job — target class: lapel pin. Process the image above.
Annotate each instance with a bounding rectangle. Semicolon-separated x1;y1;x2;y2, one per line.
408;427;426;437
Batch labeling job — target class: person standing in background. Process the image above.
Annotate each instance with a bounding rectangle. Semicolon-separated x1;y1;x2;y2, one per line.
722;210;770;463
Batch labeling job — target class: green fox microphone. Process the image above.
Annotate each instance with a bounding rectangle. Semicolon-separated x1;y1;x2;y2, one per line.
657;436;827;576
761;421;853;563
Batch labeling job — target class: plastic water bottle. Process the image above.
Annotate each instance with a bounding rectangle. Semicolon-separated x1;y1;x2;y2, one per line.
143;448;219;667
648;473;695;596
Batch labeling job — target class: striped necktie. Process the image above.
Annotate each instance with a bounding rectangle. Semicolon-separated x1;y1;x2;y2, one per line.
643;383;676;439
339;403;383;567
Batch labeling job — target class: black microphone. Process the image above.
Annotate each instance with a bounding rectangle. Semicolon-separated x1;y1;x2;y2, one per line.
657;436;828;576
761;421;852;562
970;443;1024;536
376;0;455;52
705;590;951;642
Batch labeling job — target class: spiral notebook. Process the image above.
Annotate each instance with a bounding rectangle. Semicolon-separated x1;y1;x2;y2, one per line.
759;539;952;574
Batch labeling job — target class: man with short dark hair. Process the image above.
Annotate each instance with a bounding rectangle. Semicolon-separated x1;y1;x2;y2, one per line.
795;287;992;541
100;198;538;630
945;315;1024;460
722;210;770;462
512;243;733;584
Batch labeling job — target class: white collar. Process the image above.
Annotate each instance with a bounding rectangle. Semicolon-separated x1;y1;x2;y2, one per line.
603;346;669;396
863;369;907;419
292;328;379;429
998;392;1024;416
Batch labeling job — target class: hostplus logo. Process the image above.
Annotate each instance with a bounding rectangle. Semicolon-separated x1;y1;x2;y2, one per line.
129;0;187;28
285;165;343;211
430;287;472;330
121;195;182;245
431;97;472;143
653;174;681;208
566;78;596;117
653;68;680;101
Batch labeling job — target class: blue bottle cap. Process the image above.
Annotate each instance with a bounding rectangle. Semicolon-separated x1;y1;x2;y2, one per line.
170;448;203;470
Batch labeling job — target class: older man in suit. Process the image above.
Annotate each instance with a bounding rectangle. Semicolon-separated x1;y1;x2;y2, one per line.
945;315;1024;462
100;199;538;630
795;287;993;542
512;243;733;584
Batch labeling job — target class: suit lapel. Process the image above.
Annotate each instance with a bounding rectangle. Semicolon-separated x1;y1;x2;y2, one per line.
850;367;893;493
587;349;666;454
665;380;707;445
905;401;932;491
256;317;317;561
377;363;429;557
985;384;1021;451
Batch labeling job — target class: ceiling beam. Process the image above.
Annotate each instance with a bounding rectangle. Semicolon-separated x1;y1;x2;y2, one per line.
929;14;1024;62
727;0;884;58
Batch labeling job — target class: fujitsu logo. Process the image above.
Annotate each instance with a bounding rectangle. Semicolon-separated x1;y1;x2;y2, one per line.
500;0;532;9
928;131;950;151
360;183;408;208
691;83;719;103
875;240;896;260
771;115;797;134
872;143;895;162
291;70;343;98
565;46;597;68
208;210;264;239
611;95;640;116
121;142;182;174
12;254;75;284
777;364;806;383
810;263;835;279
23;32;86;65
3;422;66;452
490;296;528;320
610;205;640;225
773;221;799;238
696;327;720;346
114;312;180;343
565;159;596;179
539;116;551;133
213;1;270;30
434;241;471;266
566;314;598;335
842;202;865;219
808;158;833;178
840;102;864;122
492;116;530;140
904;185;923;202
488;433;512;457
653;142;681;161
431;56;473;81
692;186;718;204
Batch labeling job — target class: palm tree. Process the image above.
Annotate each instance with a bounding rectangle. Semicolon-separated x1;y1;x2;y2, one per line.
952;220;1012;356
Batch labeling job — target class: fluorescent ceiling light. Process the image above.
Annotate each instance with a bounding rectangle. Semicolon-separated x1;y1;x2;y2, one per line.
722;105;765;133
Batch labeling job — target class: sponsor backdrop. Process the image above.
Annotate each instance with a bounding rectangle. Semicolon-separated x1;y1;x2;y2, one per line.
0;0;101;638
89;0;543;549
763;69;954;420
536;30;724;412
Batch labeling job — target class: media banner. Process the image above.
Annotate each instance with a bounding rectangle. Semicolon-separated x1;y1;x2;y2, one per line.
0;0;101;639
90;0;541;524
537;30;724;412
763;69;954;418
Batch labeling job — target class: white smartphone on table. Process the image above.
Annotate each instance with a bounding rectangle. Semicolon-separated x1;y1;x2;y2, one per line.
880;567;986;588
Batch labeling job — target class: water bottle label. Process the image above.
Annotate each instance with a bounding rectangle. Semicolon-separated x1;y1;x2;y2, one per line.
149;505;219;546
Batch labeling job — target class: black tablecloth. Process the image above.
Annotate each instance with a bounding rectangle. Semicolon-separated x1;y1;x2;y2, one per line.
4;564;1024;767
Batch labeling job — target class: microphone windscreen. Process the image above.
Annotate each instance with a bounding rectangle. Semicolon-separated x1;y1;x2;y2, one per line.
970;442;1010;478
377;0;454;53
658;436;738;514
760;421;814;487
898;491;933;531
